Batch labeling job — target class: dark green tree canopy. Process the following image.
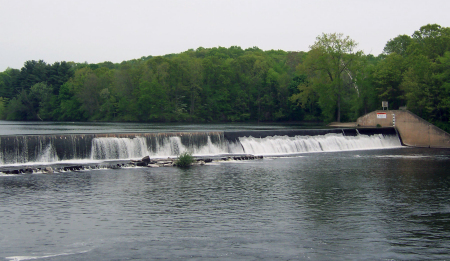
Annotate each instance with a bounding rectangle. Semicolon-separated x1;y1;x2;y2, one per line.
383;34;413;56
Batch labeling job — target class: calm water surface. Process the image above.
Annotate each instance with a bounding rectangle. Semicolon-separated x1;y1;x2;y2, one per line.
0;121;321;136
1;147;449;260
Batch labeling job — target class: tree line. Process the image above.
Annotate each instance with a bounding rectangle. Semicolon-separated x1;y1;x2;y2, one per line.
0;24;449;131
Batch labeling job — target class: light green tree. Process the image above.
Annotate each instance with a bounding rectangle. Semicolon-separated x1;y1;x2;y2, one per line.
298;33;361;122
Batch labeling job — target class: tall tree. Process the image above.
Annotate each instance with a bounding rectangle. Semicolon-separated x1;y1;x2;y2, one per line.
352;55;380;116
298;33;361;122
372;53;406;110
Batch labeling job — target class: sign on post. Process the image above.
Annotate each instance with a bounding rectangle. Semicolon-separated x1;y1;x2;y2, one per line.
382;101;388;110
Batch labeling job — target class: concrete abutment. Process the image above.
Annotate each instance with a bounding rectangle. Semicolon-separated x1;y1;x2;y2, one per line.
356;110;450;148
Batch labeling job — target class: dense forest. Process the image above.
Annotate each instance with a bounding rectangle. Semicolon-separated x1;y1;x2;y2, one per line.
1;24;449;131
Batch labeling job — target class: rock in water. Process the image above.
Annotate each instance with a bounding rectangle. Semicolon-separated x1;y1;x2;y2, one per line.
136;161;147;167
142;156;151;164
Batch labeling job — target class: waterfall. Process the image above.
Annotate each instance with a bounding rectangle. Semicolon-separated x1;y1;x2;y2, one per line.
236;133;402;155
150;136;227;157
0;128;403;166
91;136;149;160
36;143;59;163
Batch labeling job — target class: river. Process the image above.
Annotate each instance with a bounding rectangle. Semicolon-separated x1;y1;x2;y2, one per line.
0;122;449;260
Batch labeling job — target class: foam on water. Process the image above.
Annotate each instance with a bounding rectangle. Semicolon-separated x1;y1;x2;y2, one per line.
6;250;91;261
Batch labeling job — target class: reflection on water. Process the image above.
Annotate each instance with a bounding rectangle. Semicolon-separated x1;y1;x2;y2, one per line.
0;148;449;260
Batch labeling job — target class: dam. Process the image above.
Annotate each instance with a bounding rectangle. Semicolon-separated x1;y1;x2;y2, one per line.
0;128;402;166
3;109;448;168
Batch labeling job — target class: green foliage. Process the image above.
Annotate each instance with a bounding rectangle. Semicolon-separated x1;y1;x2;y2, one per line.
372;53;406;109
175;151;195;168
433;120;450;133
411;24;450;60
0;69;18;98
29;82;54;120
351;55;380;118
0;24;449;128
374;24;450;129
383;35;413;56
57;82;84;121
297;33;362;122
0;97;8;119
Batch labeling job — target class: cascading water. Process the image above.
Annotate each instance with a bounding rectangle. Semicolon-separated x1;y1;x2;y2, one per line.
149;136;227;158
151;136;185;157
237;133;402;155
36;143;59;163
91;137;149;160
0;128;403;166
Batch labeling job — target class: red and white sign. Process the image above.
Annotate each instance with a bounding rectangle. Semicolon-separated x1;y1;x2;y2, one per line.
377;112;387;119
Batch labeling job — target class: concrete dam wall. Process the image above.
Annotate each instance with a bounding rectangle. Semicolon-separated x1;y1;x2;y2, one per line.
357;110;450;148
0;128;402;166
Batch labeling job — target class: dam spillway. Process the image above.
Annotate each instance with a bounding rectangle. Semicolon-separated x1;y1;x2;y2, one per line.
0;128;402;166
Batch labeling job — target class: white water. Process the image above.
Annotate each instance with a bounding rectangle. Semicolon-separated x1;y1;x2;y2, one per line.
0;133;402;166
239;133;402;155
149;136;227;158
91;137;149;160
36;143;59;162
90;133;401;159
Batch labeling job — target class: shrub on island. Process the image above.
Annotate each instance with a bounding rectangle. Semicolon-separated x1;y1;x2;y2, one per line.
175;152;195;168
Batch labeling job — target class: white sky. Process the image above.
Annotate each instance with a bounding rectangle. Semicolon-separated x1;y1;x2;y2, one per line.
1;0;449;71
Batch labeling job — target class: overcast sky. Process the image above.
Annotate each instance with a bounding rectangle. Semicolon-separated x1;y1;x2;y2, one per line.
1;0;449;71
